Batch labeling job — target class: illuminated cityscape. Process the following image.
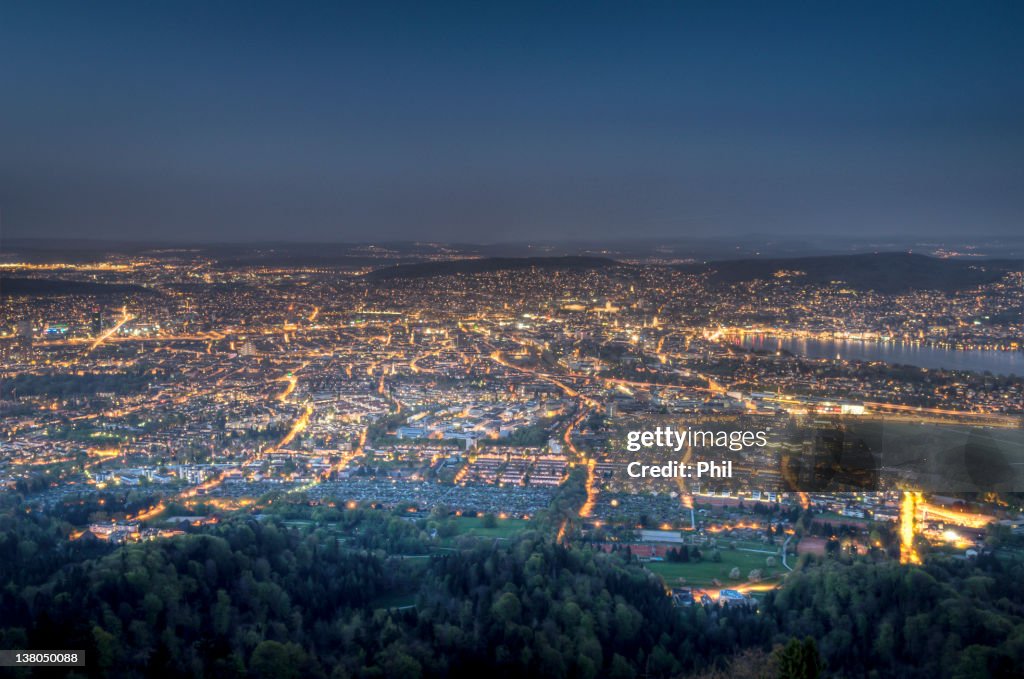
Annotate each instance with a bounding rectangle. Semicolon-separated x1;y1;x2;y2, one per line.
2;247;1020;577
3;2;1024;675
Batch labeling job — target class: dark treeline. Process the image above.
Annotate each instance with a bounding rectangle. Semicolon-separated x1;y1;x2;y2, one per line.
0;519;767;679
0;277;154;297
762;557;1024;678
0;477;1022;678
1;368;168;399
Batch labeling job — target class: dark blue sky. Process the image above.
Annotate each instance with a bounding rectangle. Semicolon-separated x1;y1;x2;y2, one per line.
2;1;1022;243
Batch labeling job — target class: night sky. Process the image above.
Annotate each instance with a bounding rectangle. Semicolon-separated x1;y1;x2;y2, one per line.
2;1;1022;243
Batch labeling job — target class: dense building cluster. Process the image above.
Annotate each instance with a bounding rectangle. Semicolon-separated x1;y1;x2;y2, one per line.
2;252;1022;557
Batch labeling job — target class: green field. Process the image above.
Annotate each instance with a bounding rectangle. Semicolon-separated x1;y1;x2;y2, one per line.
726;539;780;552
645;549;782;587
450;516;530;539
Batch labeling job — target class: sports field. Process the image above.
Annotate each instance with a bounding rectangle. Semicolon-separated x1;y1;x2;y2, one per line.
645;548;782;587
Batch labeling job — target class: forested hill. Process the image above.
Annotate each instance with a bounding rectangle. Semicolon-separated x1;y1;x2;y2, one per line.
2;476;1023;678
366;256;618;280
676;253;1022;293
0;277;154;297
1;516;1021;677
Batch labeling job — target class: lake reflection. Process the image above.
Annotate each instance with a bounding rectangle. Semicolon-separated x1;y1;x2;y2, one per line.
734;335;1024;376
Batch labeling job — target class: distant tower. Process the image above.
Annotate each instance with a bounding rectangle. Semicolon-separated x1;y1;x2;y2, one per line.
91;307;103;336
17;319;33;348
239;340;257;357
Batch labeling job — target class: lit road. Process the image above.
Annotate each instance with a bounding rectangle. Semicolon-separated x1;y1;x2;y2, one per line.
87;308;134;353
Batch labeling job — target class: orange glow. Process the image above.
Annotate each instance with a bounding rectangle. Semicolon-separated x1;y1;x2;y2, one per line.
556;519;568;544
917;502;994;529
900;491;922;565
579;458;598;518
130;502;167;522
88;308;134;352
276;374;298;401
271;403;313;452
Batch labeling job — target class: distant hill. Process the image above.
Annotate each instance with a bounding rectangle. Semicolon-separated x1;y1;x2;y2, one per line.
0;277;153;297
367;256;619;280
676;252;1022;293
212;254;412;269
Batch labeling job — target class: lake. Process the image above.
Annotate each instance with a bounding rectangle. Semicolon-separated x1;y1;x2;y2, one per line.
733;334;1024;376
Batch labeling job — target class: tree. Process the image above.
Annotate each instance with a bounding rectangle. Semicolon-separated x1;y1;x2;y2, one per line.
490;592;522;624
213;589;232;637
873;621;895;661
250;640;307;679
774;637;823;679
92;625;119;670
608;653;636;679
687;648;776;679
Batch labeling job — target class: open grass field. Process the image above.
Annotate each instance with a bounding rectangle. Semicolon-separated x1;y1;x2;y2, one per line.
645;549;781;587
724;538;780;553
451;516;531;539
